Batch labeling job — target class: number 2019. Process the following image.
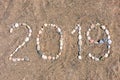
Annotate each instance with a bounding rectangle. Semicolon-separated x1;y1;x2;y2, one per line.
9;23;112;62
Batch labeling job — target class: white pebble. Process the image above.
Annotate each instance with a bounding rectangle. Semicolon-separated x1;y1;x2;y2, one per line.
105;29;109;35
29;29;32;33
75;26;79;30
78;40;82;45
21;42;25;46
36;38;39;42
42;55;47;60
95;58;99;61
91;56;95;60
25;37;29;42
101;25;106;30
60;46;63;50
107;45;110;49
10;54;13;57
104;54;108;57
86;31;89;36
12;58;17;62
108;35;110;39
87;36;91;40
37;41;40;45
88;28;91;31
108;39;112;44
51;24;55;27
39;30;42;34
17;58;21;61
10;28;13;33
78;56;82;59
15;23;19;27
28;33;32;37
107;50;110;54
88;53;92;57
96;23;100;26
71;30;76;34
37;45;40;50
57;27;61;32
52;57;55;60
78;35;82;39
44;23;47;27
56;55;59;59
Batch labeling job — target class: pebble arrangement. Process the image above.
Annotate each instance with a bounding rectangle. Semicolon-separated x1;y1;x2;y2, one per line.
71;24;82;59
9;23;32;62
36;23;63;60
86;23;112;61
8;22;112;62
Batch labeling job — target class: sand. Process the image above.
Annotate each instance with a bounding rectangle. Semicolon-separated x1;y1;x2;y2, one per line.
0;0;120;80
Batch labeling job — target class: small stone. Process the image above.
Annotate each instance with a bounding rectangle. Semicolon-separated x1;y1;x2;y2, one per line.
90;39;94;43
39;30;42;34
105;29;109;35
57;27;61;32
28;33;32;37
29;29;32;33
37;45;40;50
96;23;100;26
48;56;52;60
10;54;13;57
17;58;21;61
12;58;17;62
98;39;104;44
56;55;59;59
75;26;79;30
52;57;55;60
37;41;40;45
15;23;19;27
88;53;92;57
104;54;108;58
78;35;82;39
107;45;111;49
78;40;82;45
10;28;13;33
78;26;81;30
95;58;99;61
21;42;25;46
60;39;63;45
42;55;47;60
88;28;91;31
24;57;30;61
71;30;76;34
78;56;82;59
87;36;91;40
86;31;89;36
44;23;47;27
59;52;62;56
91;24;95;29
108;35;111;39
22;23;26;26
108;39;112;44
60;46;63;50
91;56;95;60
25;37;29;42
36;38;39;42
107;50;110;54
101;25;106;30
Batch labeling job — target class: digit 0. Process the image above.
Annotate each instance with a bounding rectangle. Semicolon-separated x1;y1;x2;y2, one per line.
36;23;63;60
